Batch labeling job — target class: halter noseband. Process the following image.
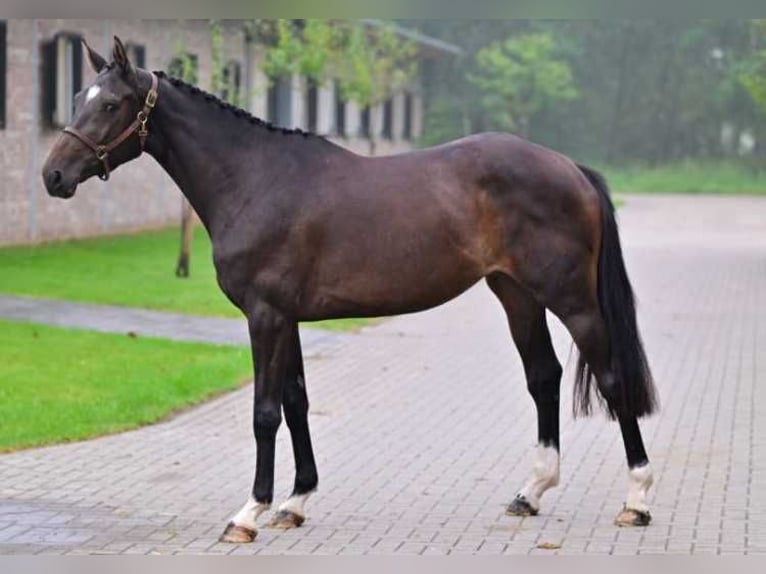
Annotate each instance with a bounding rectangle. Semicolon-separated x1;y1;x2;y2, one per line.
62;72;159;181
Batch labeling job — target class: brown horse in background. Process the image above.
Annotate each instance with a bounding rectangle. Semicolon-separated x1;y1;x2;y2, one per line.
42;37;658;543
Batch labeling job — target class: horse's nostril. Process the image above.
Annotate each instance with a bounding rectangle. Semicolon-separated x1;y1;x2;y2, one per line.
44;169;63;191
43;168;70;196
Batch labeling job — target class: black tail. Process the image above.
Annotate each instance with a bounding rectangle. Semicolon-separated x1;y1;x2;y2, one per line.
574;164;658;420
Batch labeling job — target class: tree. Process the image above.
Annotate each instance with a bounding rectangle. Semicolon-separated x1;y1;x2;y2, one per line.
738;21;766;113
415;21;762;164
253;20;418;156
260;19;336;84
334;21;418;155
407;20;530;146
468;32;578;139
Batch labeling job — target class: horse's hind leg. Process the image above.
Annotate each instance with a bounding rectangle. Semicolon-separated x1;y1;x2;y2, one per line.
556;302;654;527
486;273;563;517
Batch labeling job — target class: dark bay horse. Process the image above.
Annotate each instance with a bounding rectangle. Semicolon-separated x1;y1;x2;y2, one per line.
42;38;659;542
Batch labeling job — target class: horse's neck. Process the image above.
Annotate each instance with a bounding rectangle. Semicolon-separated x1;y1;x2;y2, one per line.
143;78;287;237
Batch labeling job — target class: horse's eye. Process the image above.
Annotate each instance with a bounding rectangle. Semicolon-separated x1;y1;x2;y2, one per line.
103;103;118;113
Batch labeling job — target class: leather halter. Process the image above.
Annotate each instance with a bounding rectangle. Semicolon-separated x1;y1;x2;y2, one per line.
62;72;159;181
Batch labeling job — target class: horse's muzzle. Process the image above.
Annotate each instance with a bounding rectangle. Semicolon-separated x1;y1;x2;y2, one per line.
42;168;77;199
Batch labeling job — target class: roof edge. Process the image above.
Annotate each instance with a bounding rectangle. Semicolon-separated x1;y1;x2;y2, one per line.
361;20;463;56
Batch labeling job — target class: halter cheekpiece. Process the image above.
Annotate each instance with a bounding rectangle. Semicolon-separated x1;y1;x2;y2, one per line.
62;72;159;181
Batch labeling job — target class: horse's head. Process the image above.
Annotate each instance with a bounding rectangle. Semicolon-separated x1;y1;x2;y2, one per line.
42;36;156;198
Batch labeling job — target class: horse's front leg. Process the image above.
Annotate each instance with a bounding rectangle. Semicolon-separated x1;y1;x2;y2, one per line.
267;325;318;529
220;300;294;543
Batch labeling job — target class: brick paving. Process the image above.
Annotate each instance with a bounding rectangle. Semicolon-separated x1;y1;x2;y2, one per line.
0;194;764;555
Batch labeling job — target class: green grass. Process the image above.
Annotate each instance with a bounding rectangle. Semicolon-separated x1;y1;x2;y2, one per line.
601;160;766;195
0;319;252;452
0;226;368;332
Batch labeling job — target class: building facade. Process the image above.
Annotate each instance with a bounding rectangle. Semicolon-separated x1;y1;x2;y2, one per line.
0;20;456;246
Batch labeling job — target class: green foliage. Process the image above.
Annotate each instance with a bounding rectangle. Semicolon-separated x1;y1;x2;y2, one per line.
468;33;578;137
171;21;233;103
262;20;304;80
740;67;766;112
737;58;766;111
169;42;198;84
334;21;418;109
333;21;418;154
0;320;251;451
261;19;337;85
737;20;766;114
300;20;337;81
209;19;224;94
210;21;243;106
251;19;418;153
257;19;418;110
420;96;467;147
414;21;765;163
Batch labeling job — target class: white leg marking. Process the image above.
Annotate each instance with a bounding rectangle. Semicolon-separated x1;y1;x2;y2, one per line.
86;85;101;102
517;444;560;511
278;491;314;518
230;496;270;530
625;463;653;512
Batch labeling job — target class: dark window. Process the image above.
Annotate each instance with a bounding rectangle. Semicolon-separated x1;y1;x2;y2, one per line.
306;79;318;133
360;105;370;138
334;82;346;137
221;60;241;104
0;21;6;129
382;97;393;140
125;43;146;69
168;53;198;84
42;32;83;128
267;76;292;127
403;92;413;140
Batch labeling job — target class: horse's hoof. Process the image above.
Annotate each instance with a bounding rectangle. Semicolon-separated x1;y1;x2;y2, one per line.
219;521;257;543
506;495;538;517
614;507;651;527
267;510;305;530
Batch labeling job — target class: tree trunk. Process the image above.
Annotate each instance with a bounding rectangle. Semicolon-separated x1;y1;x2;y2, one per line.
175;197;194;278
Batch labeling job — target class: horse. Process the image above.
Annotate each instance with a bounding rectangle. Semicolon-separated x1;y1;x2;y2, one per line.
42;37;658;543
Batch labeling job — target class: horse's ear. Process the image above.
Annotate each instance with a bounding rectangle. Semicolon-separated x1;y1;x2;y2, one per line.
112;35;137;88
82;38;107;74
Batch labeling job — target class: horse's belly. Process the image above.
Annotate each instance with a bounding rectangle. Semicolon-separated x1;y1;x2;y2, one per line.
300;253;485;320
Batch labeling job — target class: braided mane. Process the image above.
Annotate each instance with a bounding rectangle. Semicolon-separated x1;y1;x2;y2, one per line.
153;70;321;139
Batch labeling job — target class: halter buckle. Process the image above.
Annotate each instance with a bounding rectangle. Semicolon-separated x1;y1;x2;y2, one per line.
95;147;108;161
145;89;158;109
